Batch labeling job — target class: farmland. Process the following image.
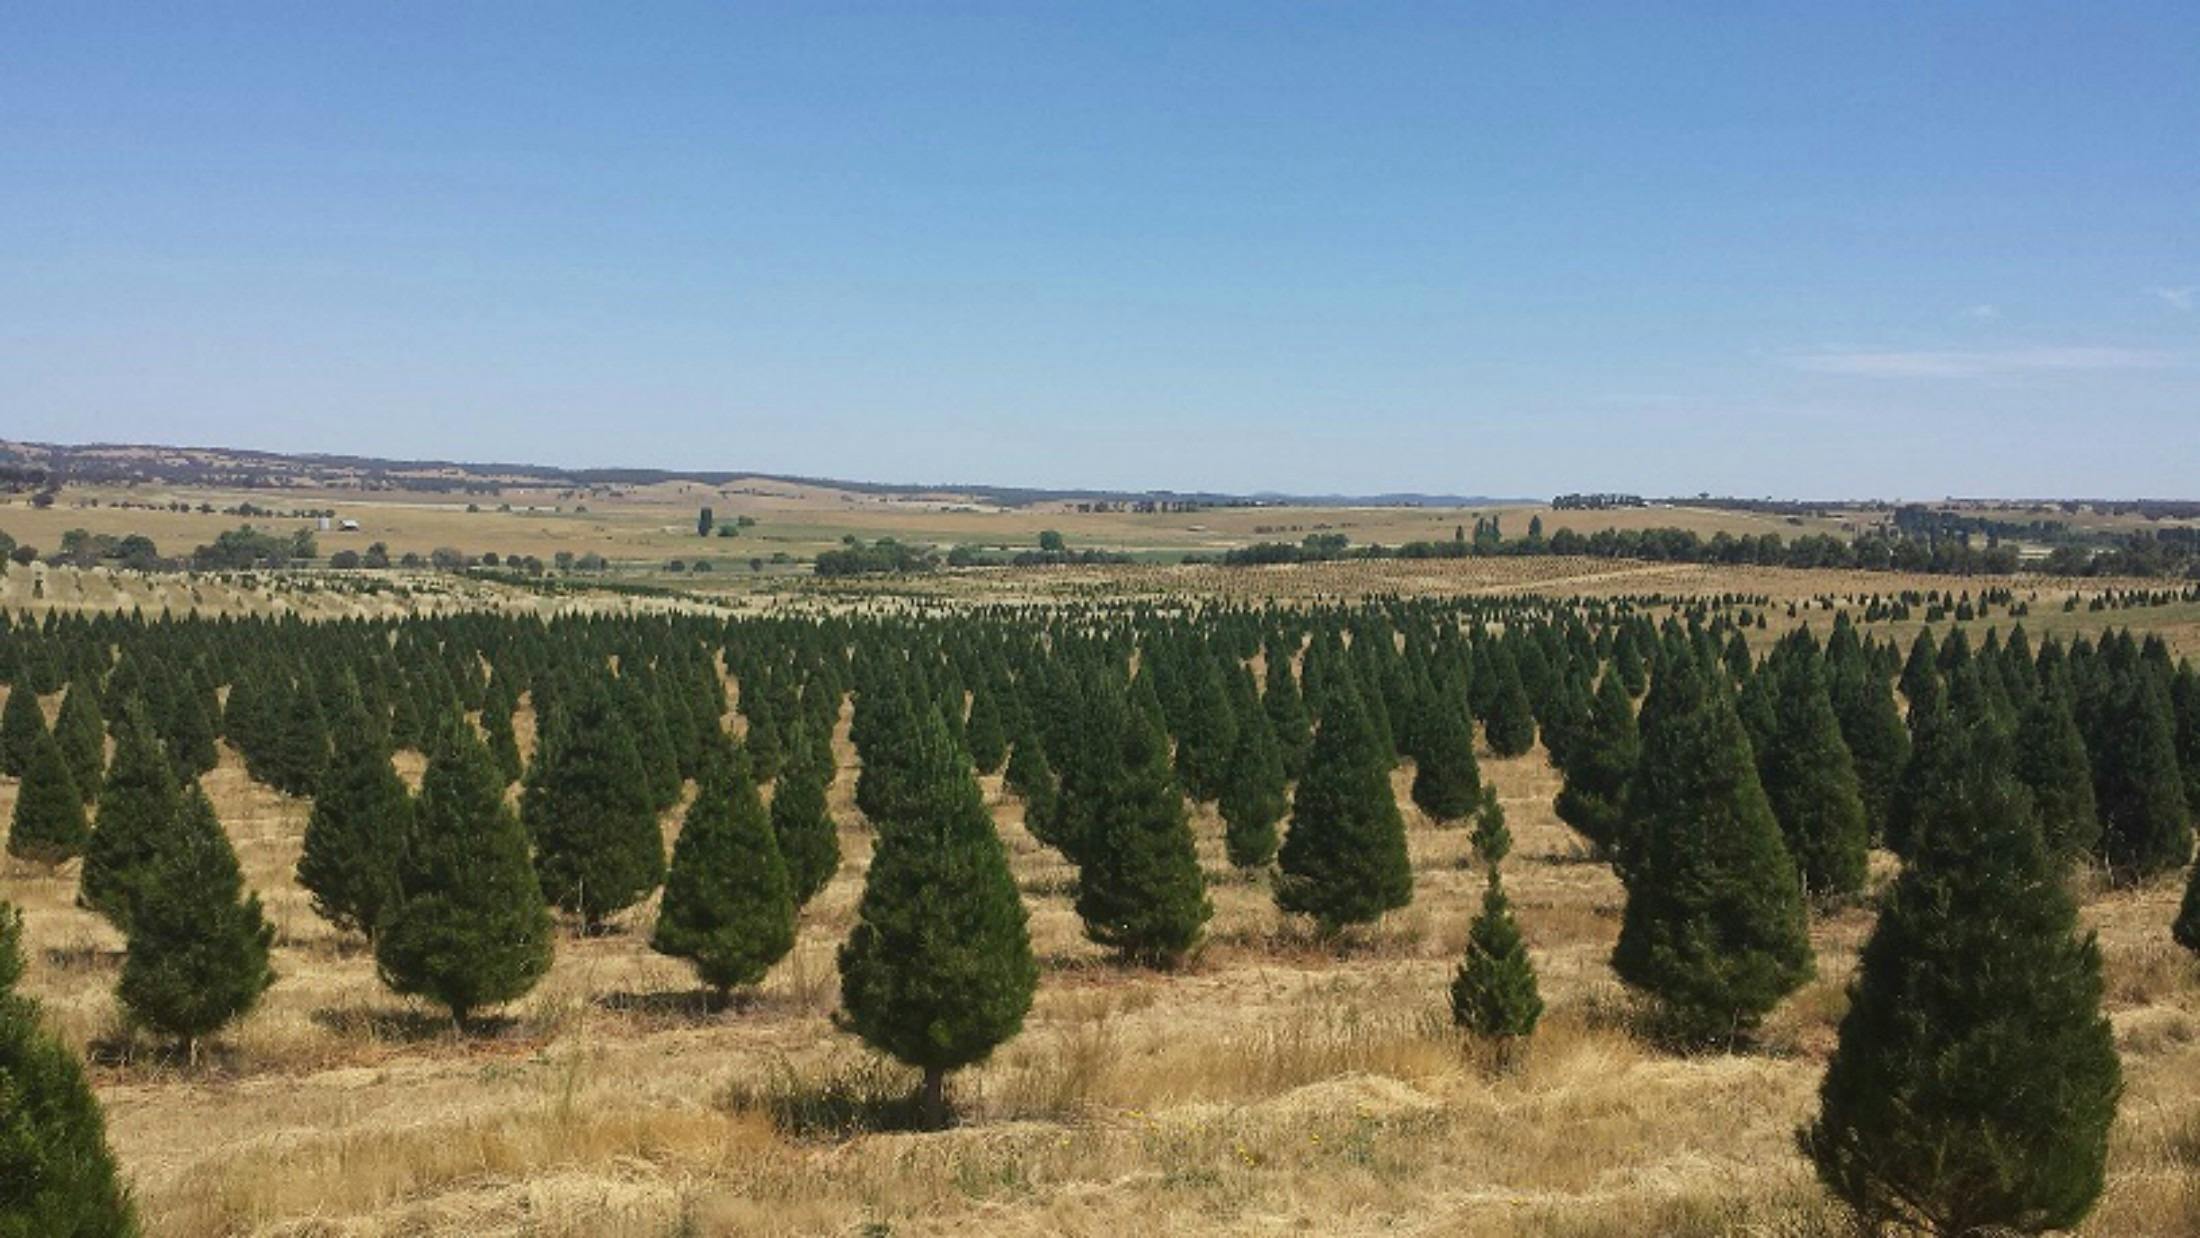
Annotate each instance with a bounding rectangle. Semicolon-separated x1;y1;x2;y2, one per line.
2;539;2199;1236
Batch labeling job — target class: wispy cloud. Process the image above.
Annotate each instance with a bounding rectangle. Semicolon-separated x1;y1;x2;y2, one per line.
2150;286;2196;312
1786;346;2177;379
1960;304;2001;320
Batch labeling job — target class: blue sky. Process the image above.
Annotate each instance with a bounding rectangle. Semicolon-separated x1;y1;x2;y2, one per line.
4;3;2195;497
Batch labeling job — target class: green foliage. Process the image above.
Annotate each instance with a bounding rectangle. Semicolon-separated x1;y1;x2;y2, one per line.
52;685;104;807
2092;668;2192;883
0;902;138;1237
1756;635;1868;901
964;684;1008;776
1276;679;1413;931
1450;866;1542;1041
1410;690;1482;824
296;698;411;941
1262;642;1313;779
375;722;554;1029
1217;700;1286;869
1003;726;1058;835
1554;669;1637;857
1479;654;1538;758
1613;656;1814;1044
0;684;44;779
1172;656;1238;803
1804;716;2119;1236
769;724;841;909
1074;702;1211;967
653;750;796;1000
2014;675;2100;864
525;681;666;927
77;702;181;933
7;729;87;865
838;709;1035;1127
115;787;275;1054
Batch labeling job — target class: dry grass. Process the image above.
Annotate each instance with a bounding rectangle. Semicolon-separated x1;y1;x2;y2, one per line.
1;685;2198;1234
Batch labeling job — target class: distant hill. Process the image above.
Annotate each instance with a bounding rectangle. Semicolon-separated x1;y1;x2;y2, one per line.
0;439;1524;509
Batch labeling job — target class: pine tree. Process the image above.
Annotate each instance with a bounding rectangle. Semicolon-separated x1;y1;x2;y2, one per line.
7;729;88;865
653;748;796;1004
1613;656;1814;1044
1756;637;1869;901
1217;701;1286;869
1829;651;1911;846
115;787;274;1062
1803;715;2119;1235
524;681;666;929
769;723;841;909
1263;642;1313;779
264;678;329;797
1554;669;1637;858
838;709;1036;1129
375;721;554;1031
53;683;105;806
0;901;138;1236
296;698;412;941
1003;724;1059;838
1075;702;1211;967
965;683;1008;776
1173;655;1239;803
0;683;44;778
1410;690;1483;824
1276;678;1413;932
2093;667;2192;883
1451;797;1541;1045
2014;676;2100;864
1480;656;1538;758
77;702;181;933
2171;660;2200;829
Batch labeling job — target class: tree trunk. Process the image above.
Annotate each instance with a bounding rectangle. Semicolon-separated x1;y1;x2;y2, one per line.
921;1065;947;1131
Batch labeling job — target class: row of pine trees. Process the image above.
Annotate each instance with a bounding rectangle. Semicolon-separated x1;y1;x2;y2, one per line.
2;597;2197;1232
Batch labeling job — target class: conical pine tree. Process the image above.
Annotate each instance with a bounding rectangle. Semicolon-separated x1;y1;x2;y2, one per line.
2093;667;2192;883
7;728;88;865
375;720;554;1031
1410;689;1483;825
1613;656;1814;1044
2015;675;2101;864
1451;804;1541;1044
1479;655;1538;758
653;747;796;1005
77;702;181;933
1276;677;1413;932
1803;715;2119;1235
0;682;44;778
1217;701;1287;869
1756;638;1869;901
53;683;105;806
769;723;841;909
1074;701;1211;967
524;681;666;929
115;786;274;1062
838;708;1036;1129
964;683;1008;776
1554;669;1638;858
0;901;138;1236
296;696;412;941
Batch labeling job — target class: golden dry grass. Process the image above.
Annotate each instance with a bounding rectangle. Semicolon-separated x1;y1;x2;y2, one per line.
4;690;2199;1237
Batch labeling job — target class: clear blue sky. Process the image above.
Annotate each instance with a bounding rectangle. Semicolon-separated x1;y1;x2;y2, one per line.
4;3;2195;498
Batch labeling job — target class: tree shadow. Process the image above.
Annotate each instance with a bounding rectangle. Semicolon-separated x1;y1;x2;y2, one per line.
309;1003;513;1043
723;1052;931;1141
593;987;749;1024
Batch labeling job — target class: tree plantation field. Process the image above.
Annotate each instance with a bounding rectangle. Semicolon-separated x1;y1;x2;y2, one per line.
2;581;2199;1237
